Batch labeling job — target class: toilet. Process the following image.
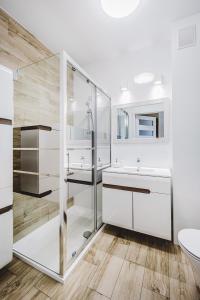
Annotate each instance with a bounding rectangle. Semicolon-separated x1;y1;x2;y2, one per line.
178;229;200;289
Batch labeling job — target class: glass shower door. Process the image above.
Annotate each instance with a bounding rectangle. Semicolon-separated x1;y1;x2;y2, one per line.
65;64;96;264
13;54;61;274
96;89;111;229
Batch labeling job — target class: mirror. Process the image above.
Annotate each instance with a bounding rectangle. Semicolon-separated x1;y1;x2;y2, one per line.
135;112;164;138
114;98;169;143
117;108;129;140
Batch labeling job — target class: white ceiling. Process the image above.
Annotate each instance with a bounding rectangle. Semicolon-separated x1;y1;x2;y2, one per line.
1;0;200;66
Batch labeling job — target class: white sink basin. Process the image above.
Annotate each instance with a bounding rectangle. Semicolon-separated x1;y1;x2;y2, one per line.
122;166;138;172
104;166;171;178
139;167;155;173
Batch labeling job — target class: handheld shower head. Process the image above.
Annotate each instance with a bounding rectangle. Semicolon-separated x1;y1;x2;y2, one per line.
85;99;94;132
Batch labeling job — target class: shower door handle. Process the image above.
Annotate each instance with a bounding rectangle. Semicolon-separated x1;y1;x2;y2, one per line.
91;130;95;185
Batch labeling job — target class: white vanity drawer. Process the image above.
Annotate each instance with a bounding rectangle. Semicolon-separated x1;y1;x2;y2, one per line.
103;172;171;194
0;187;12;209
133;192;171;240
103;187;132;230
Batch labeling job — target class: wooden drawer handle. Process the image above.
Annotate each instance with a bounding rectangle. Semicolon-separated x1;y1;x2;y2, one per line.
0;118;12;125
103;184;150;194
0;205;13;215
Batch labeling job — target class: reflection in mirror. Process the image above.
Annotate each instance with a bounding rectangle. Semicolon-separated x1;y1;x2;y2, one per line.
114;99;169;143
135;112;164;138
117;108;129;140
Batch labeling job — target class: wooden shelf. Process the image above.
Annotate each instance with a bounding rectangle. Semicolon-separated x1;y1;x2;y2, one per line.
13;170;39;176
13;148;39;151
13;148;59;151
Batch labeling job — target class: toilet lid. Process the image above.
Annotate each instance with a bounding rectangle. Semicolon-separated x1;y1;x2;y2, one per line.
178;229;200;259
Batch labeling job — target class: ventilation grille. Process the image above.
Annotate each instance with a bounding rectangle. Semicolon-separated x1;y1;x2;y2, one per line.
178;25;197;49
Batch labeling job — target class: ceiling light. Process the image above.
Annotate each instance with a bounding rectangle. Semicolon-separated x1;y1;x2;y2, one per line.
134;73;155;84
101;0;140;18
154;80;162;85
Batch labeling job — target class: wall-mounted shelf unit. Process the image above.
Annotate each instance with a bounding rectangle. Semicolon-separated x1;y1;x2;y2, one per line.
13;125;59;199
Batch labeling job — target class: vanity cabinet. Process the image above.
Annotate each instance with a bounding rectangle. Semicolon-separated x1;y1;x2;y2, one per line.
102;169;172;241
103;188;132;230
0;65;13;269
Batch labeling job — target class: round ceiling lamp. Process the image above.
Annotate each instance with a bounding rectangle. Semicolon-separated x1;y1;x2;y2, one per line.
101;0;140;18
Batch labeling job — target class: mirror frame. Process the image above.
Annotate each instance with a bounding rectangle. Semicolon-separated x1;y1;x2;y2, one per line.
112;98;171;144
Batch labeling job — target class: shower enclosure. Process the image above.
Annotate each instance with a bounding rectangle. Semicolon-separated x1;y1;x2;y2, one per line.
12;51;111;282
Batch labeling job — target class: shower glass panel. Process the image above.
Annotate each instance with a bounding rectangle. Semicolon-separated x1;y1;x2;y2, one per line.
96;89;111;229
12;51;111;281
13;54;61;274
65;64;96;265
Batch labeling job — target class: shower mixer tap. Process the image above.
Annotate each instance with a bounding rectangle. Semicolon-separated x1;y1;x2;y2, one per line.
80;156;85;168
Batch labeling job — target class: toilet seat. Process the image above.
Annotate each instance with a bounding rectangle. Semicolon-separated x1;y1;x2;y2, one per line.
178;229;200;261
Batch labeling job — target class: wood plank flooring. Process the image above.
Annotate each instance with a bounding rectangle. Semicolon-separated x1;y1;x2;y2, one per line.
1;225;199;300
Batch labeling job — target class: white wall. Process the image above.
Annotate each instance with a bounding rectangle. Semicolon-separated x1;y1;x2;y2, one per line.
172;13;200;242
85;43;172;168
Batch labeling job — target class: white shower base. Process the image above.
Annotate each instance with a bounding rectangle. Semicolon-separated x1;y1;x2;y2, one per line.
13;205;95;274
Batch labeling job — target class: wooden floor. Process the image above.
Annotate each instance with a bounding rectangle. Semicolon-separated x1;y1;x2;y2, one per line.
0;225;199;300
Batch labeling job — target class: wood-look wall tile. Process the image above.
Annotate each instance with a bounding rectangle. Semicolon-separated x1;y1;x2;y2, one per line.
0;9;52;71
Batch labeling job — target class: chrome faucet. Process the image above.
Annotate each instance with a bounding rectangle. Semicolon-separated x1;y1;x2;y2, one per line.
98;157;102;167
